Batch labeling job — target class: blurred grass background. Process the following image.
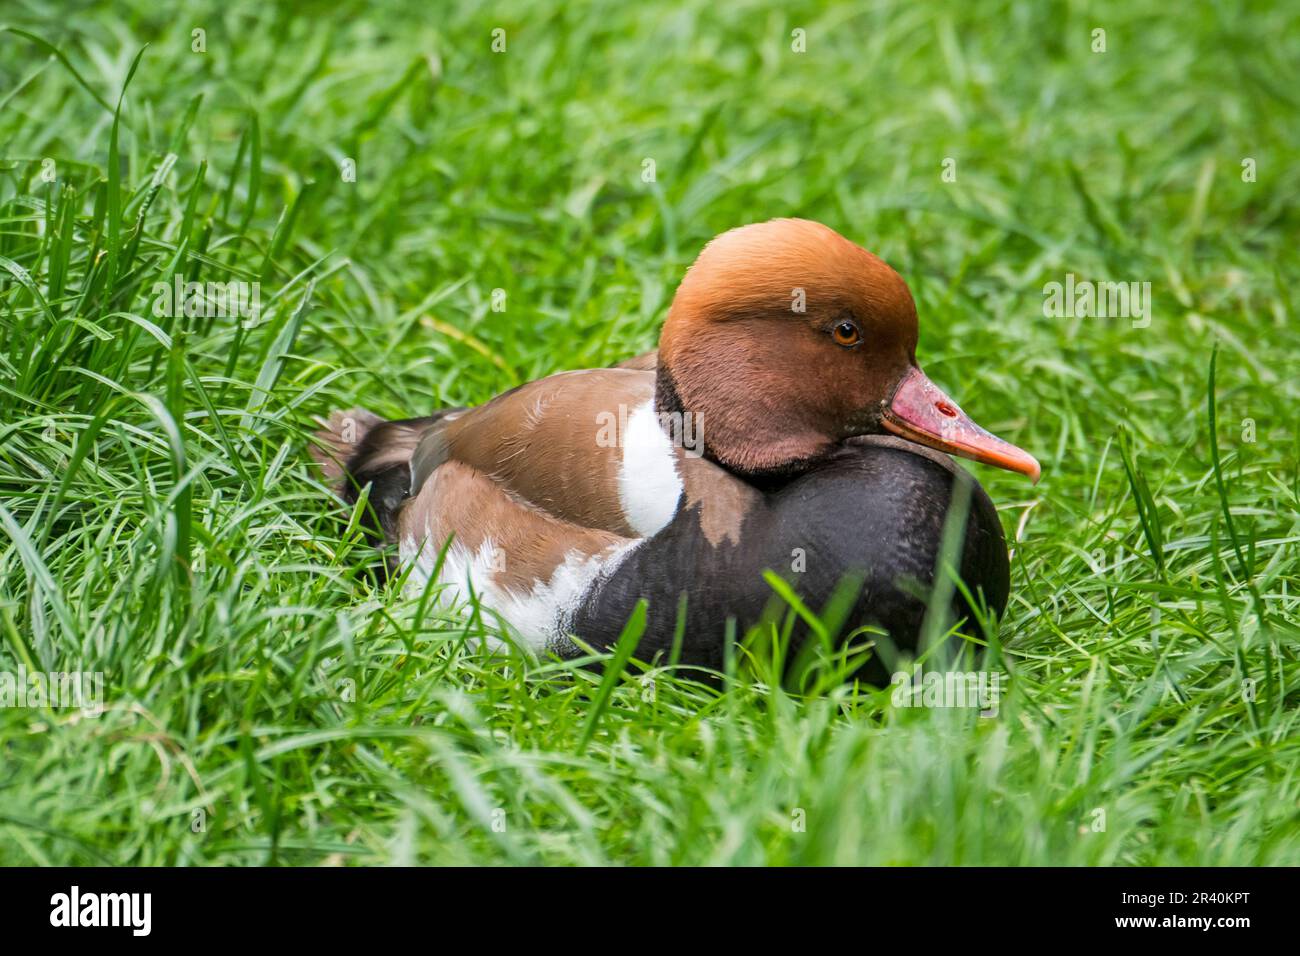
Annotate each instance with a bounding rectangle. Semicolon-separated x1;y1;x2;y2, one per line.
0;0;1297;864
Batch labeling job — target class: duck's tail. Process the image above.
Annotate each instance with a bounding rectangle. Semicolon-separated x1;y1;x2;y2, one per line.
310;407;460;543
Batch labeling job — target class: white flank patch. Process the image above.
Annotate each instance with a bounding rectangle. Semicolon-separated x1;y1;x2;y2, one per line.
617;400;683;537
402;534;638;654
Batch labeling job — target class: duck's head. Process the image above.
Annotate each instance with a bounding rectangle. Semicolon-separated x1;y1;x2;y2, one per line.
656;218;1041;483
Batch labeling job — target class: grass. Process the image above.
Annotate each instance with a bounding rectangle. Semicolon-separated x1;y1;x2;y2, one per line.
1;0;1298;866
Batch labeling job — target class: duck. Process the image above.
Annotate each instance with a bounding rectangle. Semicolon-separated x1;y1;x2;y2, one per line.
311;218;1040;679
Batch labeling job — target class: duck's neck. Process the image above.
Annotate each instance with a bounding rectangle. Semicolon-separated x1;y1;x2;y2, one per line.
654;362;832;487
652;361;688;421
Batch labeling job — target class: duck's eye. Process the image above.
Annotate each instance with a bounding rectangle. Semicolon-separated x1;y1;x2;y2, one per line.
831;321;861;347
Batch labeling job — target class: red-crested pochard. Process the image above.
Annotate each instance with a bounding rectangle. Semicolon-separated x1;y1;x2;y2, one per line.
312;219;1040;676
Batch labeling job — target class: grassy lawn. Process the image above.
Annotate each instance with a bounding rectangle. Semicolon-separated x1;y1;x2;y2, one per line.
1;0;1297;865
